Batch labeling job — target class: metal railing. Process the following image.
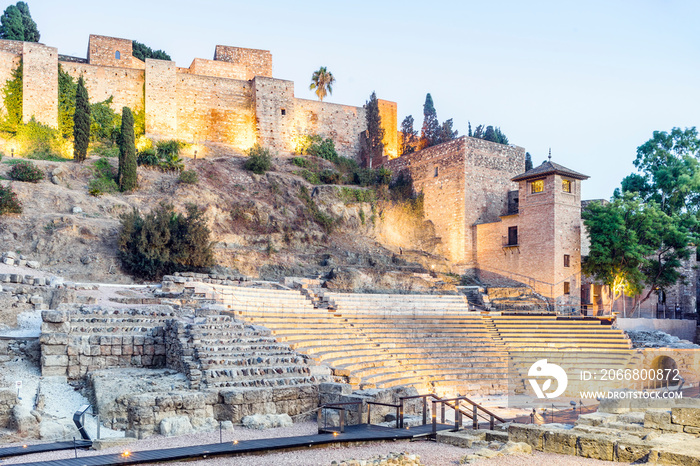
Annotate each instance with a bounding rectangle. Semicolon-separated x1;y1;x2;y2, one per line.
317;393;507;435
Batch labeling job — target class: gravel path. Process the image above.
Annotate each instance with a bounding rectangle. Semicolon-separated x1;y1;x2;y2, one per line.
0;422;627;466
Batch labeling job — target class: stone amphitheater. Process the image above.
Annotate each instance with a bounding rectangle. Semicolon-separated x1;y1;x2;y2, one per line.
2;267;700;464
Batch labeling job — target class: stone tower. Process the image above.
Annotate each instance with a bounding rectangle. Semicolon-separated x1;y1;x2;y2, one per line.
511;160;589;306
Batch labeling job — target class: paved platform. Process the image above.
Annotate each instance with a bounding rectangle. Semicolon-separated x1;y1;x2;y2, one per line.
13;423;455;465
0;440;92;459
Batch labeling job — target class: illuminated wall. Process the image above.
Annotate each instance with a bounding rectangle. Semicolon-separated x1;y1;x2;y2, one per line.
378;99;398;159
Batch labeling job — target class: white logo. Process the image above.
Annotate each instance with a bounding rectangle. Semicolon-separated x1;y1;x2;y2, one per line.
528;359;568;399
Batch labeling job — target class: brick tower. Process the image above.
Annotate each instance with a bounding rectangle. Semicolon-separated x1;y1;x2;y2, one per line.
511;158;589;306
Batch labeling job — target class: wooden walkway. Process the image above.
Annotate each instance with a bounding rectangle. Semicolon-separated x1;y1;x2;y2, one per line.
13;424;454;466
0;440;92;460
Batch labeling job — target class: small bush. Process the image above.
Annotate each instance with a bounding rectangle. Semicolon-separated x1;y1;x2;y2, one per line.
319;169;341;184
156;140;185;172
13;119;66;159
88;177;119;196
298;186;335;233
9;160;44;183
0;184;22;215
179;169;198;184
352;167;392;187
295;169;320;184
244;144;272;174
137;148;159;167
118;203;215;280
338;187;376;204
91;143;119;158
292;157;308;168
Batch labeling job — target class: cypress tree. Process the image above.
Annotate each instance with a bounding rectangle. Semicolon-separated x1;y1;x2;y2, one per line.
0;5;24;40
72;76;90;163
16;2;38;42
400;115;417;155
364;91;385;165
525;152;533;171
419;93;439;149
119;107;137;191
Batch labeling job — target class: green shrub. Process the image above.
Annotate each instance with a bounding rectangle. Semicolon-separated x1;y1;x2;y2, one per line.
118;203;215;280
179;169;198;184
88;157;118;196
352;167;392;187
156;140;185;172
90;143;119;158
88;177;119;196
292;156;308;168
9;160;44;182
0;184;21;215
295;169;320;184
319;169;341;184
14;119;66;159
244;144;272;174
90;97;120;143
137;148;159;167
338;187;376;204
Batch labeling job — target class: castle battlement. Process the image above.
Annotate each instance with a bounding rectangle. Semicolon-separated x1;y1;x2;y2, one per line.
0;34;397;159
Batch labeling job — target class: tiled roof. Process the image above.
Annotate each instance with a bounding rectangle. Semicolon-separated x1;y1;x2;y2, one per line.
511;160;589;181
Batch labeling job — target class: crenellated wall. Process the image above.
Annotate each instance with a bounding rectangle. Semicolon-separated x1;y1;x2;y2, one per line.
0;34;393;161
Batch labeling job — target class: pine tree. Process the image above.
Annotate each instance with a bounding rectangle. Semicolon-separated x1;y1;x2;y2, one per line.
525;152;533;171
118;107;137;191
364;91;385;165
16;2;38;42
72;76;90;162
419;93;439;149
400;115;417;155
437;118;458;144
0;2;39;42
483;125;497;143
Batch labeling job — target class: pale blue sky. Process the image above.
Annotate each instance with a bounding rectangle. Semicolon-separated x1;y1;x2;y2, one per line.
21;0;700;199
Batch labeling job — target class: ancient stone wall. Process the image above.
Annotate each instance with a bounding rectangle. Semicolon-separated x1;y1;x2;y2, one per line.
40;307;174;378
386;137;523;265
0;390;17;429
175;72;256;151
294;98;366;158
60;62;144;111
253;76;296;152
186;58;250;80
0;39;23;54
87;35;144;69
214;45;272;79
22;42;58;128
145;58;178;138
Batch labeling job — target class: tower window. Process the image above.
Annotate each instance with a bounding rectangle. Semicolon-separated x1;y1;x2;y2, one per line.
115;50;121;60
564;254;570;267
280;108;286;116
562;179;572;193
434;166;439;177
564;281;571;295
531;179;544;193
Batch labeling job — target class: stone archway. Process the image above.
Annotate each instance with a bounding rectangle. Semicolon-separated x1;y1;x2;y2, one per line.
646;355;679;389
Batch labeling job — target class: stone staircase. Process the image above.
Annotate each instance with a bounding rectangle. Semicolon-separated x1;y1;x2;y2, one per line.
486;314;635;395
177;314;329;390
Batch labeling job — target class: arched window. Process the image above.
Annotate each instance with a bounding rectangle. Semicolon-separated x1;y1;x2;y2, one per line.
115;51;121;60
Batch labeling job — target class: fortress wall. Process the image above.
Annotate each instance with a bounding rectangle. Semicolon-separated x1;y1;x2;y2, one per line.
188;58;250;81
145;58;178;138
294;98;366;158
22;42;58;128
0;39;23;55
214;45;272;79
377;99;398;159
253;76;296;152
0;51;20;115
175;72;256;150
87;34;144;69
475;215;521;277
61;62;144;111
387;138;467;263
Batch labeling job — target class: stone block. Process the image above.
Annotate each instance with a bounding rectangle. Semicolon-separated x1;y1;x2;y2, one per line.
41;366;66;377
41;354;68;367
672;407;700;427
42;310;68;323
543;429;577;455
40;333;68;345
42;345;67;356
577;432;614;460
508;424;546;450
3;257;14;266
614;438;653;463
41;322;70;334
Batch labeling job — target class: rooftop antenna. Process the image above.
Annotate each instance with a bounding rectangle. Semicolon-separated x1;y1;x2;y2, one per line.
548;148;552;162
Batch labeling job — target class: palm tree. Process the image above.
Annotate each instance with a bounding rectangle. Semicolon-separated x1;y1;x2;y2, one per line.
309;67;335;101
